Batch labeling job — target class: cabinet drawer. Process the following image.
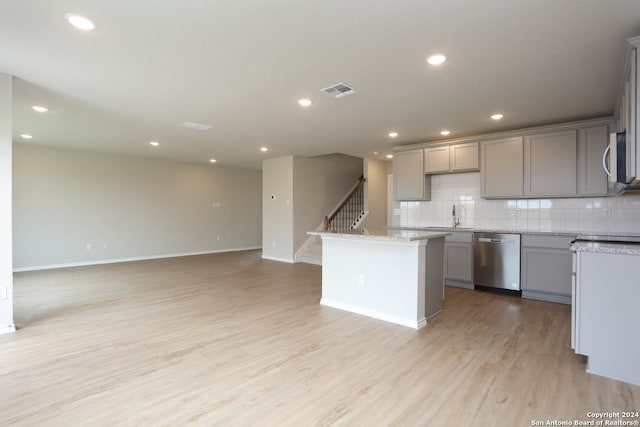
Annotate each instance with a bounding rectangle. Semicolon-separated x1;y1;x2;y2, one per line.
522;234;576;249
445;231;473;243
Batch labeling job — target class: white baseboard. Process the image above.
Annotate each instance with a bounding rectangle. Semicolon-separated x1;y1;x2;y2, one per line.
586;366;640;387
261;255;294;264
13;246;263;273
0;324;16;334
320;298;426;330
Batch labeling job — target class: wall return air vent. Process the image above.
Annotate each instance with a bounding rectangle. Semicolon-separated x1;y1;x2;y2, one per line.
320;82;356;98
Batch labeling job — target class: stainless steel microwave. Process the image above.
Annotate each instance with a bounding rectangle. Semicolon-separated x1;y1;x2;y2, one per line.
603;131;640;193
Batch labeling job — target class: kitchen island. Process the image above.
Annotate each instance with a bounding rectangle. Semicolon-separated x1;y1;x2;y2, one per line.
571;239;640;385
308;229;448;329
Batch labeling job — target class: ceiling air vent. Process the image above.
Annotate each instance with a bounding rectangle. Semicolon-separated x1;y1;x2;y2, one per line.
320;82;356;98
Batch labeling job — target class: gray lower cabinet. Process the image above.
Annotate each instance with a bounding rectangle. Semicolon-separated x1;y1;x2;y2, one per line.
524;129;577;197
444;231;473;289
521;234;576;304
393;149;431;200
577;125;608;196
481;137;524;198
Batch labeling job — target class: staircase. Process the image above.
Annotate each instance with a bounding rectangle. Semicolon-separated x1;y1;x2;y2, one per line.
295;176;367;265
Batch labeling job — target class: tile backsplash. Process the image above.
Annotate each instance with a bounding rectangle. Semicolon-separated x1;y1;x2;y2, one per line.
391;172;640;234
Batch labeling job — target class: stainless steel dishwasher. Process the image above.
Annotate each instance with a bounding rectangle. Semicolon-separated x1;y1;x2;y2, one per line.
473;232;521;293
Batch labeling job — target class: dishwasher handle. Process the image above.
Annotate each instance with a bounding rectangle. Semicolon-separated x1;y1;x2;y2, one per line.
478;237;505;243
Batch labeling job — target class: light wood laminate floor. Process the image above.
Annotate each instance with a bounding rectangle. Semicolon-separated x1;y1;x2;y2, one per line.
1;250;638;426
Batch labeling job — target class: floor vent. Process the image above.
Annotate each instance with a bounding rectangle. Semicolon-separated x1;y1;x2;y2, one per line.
320;82;356;98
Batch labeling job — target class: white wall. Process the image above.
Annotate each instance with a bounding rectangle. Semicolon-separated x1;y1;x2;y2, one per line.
362;158;388;230
0;73;14;332
13;144;262;270
262;156;294;262
390;172;640;234
293;154;363;252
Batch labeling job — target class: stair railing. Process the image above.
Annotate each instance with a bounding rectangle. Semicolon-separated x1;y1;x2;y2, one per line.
323;176;366;231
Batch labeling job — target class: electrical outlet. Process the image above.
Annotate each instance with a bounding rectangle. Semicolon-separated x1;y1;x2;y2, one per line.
514;208;521;218
358;274;365;287
0;284;6;300
86;243;92;250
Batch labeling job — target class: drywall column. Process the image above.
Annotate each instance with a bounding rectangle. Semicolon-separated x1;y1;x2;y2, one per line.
0;73;15;333
262;156;294;262
362;158;388;229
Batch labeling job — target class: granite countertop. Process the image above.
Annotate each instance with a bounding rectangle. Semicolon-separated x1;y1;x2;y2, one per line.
384;225;582;237
308;228;449;242
570;241;640;255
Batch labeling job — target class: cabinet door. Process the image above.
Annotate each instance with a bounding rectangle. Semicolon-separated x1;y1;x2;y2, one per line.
450;143;479;172
578;125;608;196
481;137;524;198
444;242;473;282
424;146;450;173
521;234;575;302
393;150;430;200
524;130;577;197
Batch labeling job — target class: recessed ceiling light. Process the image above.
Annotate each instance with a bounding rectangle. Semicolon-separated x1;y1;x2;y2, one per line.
373;151;380;155
298;99;312;107
426;54;447;65
260;147;268;152
65;13;96;31
491;113;504;120
20;134;33;139
209;158;217;163
149;141;159;146
32;106;48;113
388;132;398;138
440;130;451;136
386;154;394;159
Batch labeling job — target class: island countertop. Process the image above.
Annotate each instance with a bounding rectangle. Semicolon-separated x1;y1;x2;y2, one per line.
308;228;449;242
570;241;640;255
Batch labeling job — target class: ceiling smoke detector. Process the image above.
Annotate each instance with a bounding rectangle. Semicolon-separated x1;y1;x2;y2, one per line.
180;121;212;131
320;82;356;98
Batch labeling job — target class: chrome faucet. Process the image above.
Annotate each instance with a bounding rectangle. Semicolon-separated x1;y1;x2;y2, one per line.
452;204;461;228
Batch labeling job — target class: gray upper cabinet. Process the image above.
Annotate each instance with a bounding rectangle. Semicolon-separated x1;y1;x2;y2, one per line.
424;143;479;174
577;125;608;196
424;146;450;173
481;137;524;198
450;142;479;172
524;129;577;197
393;149;431;200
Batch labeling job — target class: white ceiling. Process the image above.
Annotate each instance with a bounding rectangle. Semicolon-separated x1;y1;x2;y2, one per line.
2;1;640;170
